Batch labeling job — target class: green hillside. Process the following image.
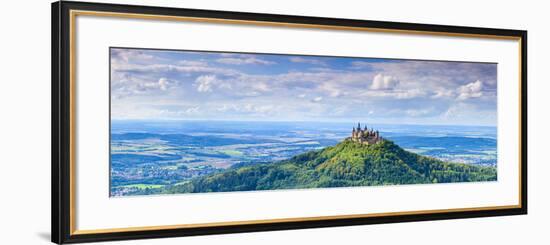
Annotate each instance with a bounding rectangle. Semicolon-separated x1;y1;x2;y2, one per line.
160;139;497;194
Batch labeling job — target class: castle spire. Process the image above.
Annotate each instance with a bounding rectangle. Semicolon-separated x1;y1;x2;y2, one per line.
350;123;382;145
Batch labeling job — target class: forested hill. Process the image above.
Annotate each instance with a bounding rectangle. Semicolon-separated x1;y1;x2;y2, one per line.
161;139;497;194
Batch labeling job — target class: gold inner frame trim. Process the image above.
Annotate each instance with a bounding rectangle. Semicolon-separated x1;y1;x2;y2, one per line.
68;9;524;235
69;10;77;235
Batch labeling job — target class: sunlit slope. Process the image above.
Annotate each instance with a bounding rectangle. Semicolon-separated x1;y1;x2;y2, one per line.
162;139;497;194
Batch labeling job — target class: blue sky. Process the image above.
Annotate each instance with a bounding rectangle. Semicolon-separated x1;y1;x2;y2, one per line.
110;48;497;126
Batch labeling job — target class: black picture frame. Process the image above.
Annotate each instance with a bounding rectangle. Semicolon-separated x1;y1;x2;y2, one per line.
52;1;527;244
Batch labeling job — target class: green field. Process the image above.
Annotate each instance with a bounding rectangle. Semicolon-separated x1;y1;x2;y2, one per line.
219;150;244;156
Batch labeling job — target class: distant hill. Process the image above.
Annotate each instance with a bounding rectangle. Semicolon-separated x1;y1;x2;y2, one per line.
159;139;496;194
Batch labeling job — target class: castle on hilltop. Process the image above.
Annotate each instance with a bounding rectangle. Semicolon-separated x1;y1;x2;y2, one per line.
350;122;383;145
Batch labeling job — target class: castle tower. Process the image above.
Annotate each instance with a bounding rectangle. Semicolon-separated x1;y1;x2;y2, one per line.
350;123;382;145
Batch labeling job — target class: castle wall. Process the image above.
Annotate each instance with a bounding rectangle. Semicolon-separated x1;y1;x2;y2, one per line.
350;125;382;145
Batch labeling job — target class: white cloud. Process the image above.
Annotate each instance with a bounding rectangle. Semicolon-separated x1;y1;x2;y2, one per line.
393;89;427;99
113;63;241;77
319;82;343;97
245;104;274;113
112;49;155;63
360;87;427;100
441;102;496;125
157;78;169;91
431;89;455;99
158;106;201;117
111;76;176;98
252;82;269;92
217;81;233;89
216;57;275;65
217;104;237;112
185;106;200;114
457;80;483;100
370;73;400;90
194;75;217;93
289;57;327;66
216;103;277;116
178;60;208;66
443;103;475;119
311;96;323;102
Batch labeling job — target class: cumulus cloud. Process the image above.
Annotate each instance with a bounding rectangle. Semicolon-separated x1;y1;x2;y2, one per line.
457;80;483;100
157;78;169;91
289;57;327;66
216;57;275;65
194;75;217;92
370;74;400;90
140;78;170;91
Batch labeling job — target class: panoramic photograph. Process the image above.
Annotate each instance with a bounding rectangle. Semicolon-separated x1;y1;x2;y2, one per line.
109;47;498;197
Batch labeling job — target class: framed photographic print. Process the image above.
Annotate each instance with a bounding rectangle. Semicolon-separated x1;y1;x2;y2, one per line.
52;1;527;244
